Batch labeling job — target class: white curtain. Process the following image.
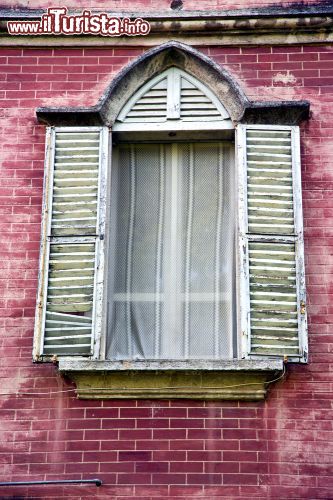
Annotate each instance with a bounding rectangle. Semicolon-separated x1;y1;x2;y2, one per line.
107;142;235;360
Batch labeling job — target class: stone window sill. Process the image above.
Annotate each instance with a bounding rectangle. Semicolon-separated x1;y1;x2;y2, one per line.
58;359;284;401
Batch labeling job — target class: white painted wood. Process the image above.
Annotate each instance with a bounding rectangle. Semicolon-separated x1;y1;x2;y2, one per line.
179;72;229;120
236;124;307;362
236;124;251;359
115;67;230;128
33;127;54;361
113;120;233;132
167;67;181;119
291;126;308;362
117;73;168;122
34;126;108;360
91;126;109;360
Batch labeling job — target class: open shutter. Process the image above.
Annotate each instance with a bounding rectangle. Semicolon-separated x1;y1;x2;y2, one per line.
33;126;108;360
237;125;307;362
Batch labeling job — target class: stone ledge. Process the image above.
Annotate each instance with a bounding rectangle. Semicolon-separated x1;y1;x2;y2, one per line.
59;359;284;400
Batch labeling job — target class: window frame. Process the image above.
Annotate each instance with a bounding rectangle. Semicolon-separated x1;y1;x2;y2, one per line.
32;41;310;398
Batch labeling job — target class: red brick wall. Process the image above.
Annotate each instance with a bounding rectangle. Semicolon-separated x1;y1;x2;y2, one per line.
0;44;332;499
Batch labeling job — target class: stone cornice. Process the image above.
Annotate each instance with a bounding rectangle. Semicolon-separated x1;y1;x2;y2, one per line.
36;100;310;127
0;5;332;46
1;4;333;19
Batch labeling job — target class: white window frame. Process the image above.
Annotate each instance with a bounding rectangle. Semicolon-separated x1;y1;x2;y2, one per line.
115;67;233;133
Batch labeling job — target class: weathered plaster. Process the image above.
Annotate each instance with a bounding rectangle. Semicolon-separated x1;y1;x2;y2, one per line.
273;72;299;86
59;359;284;400
1;32;332;47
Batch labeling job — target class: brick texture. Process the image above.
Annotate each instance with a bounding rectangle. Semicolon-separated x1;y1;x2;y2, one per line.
0;42;332;499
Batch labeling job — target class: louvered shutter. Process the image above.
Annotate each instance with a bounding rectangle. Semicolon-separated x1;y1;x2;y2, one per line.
179;76;225;121
33;127;108;360
116;67;229;126
237;125;307;362
122;77;168;123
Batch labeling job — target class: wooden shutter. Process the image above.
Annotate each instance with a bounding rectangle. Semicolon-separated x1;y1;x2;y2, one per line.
116;67;229;125
237;125;307;362
33;127;108;360
179;75;225;121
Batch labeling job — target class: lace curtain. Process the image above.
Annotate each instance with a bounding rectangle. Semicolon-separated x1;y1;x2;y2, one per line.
107;142;235;360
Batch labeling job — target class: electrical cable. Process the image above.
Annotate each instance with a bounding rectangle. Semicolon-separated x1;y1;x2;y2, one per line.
0;364;286;397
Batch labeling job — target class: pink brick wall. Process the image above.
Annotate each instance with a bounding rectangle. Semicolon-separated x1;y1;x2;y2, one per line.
0;44;332;498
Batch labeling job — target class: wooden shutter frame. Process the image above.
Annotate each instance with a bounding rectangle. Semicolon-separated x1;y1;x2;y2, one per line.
33;126;109;361
236;124;308;363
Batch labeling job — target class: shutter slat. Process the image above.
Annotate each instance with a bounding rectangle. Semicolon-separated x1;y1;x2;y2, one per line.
180;77;221;120
247;133;295;237
52;131;100;235
249;240;298;352
125;78;168;123
44;241;96;349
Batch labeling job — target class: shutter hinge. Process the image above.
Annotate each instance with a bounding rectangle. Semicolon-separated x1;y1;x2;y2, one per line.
300;300;306;315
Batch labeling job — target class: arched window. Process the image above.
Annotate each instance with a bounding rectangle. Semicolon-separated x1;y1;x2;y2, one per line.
107;67;235;360
34;43;308;398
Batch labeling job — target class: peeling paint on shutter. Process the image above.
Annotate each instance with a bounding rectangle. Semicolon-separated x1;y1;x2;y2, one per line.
237;125;307;362
52;131;100;236
247;130;294;235
34;127;108;360
249;241;299;355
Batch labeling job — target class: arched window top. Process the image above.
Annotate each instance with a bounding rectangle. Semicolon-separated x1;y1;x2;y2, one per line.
114;67;232;132
36;42;309;128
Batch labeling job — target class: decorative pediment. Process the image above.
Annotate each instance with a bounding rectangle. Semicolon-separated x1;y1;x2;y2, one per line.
115;67;230;129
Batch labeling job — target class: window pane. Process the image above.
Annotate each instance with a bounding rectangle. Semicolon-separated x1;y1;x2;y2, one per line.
107;143;235;360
